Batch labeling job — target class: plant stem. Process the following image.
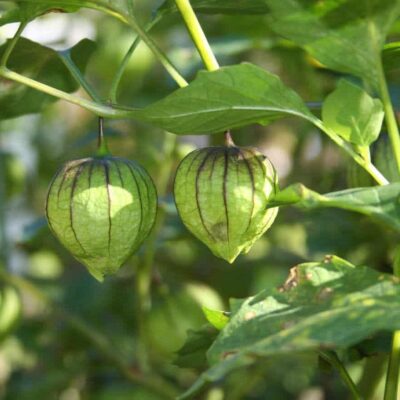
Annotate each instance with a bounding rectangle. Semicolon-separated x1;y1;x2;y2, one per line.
319;351;362;400
97;117;110;156
378;53;400;398
60;52;103;103
0;269;178;400
0;151;7;268
384;331;400;400
377;59;400;175
224;130;235;147
117;11;188;88
48;0;189;88
174;0;219;71
314;120;389;186
0;67;129;118
109;17;160;103
0;21;27;67
358;354;386;400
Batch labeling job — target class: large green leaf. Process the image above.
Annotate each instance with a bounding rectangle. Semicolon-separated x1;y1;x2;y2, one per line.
263;0;400;88
322;80;384;147
269;182;400;232
179;256;400;399
138;63;316;134
0;38;95;120
157;0;270;16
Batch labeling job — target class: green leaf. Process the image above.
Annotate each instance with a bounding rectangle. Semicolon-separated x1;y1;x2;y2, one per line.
263;0;400;88
0;1;80;26
322;80;384;147
0;38;95;120
202;307;229;330
0;0;129;26
269;182;400;231
138;63;316;134
174;324;218;369
157;0;270;16
179;256;400;399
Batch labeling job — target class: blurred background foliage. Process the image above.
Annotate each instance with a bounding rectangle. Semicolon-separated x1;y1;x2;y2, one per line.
0;1;399;399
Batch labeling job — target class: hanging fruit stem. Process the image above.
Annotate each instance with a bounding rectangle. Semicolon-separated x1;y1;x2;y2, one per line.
97;117;110;156
224;130;235;147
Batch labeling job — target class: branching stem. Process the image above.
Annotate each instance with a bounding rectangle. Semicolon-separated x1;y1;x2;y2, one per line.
60;52;103;103
109;17;161;103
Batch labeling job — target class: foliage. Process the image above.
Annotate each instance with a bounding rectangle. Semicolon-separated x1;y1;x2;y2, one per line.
1;0;400;399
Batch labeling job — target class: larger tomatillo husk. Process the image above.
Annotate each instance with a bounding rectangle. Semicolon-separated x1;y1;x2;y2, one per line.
46;156;157;281
174;144;279;263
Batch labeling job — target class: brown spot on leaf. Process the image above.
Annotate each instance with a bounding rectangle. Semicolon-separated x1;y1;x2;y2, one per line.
279;266;299;292
323;255;333;263
244;311;257;321
281;320;296;330
316;287;333;301
221;351;237;360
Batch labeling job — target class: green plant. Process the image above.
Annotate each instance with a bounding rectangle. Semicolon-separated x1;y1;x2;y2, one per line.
2;1;400;399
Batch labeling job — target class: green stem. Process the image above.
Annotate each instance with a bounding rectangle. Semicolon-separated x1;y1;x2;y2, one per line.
60;52;103;103
319;351;362;400
314;119;389;186
97;117;111;156
0;151;7;268
109;17;160;103
0;67;130;118
0;21;27;67
358;354;386;400
378;52;400;398
174;0;219;71
384;331;400;400
118;11;188;88
0;269;177;400
74;0;190;87
377;59;400;174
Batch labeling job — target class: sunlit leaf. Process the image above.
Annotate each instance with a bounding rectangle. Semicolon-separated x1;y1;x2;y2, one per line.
138;63;316;134
202;307;229;330
179;256;400;398
322;79;384;146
